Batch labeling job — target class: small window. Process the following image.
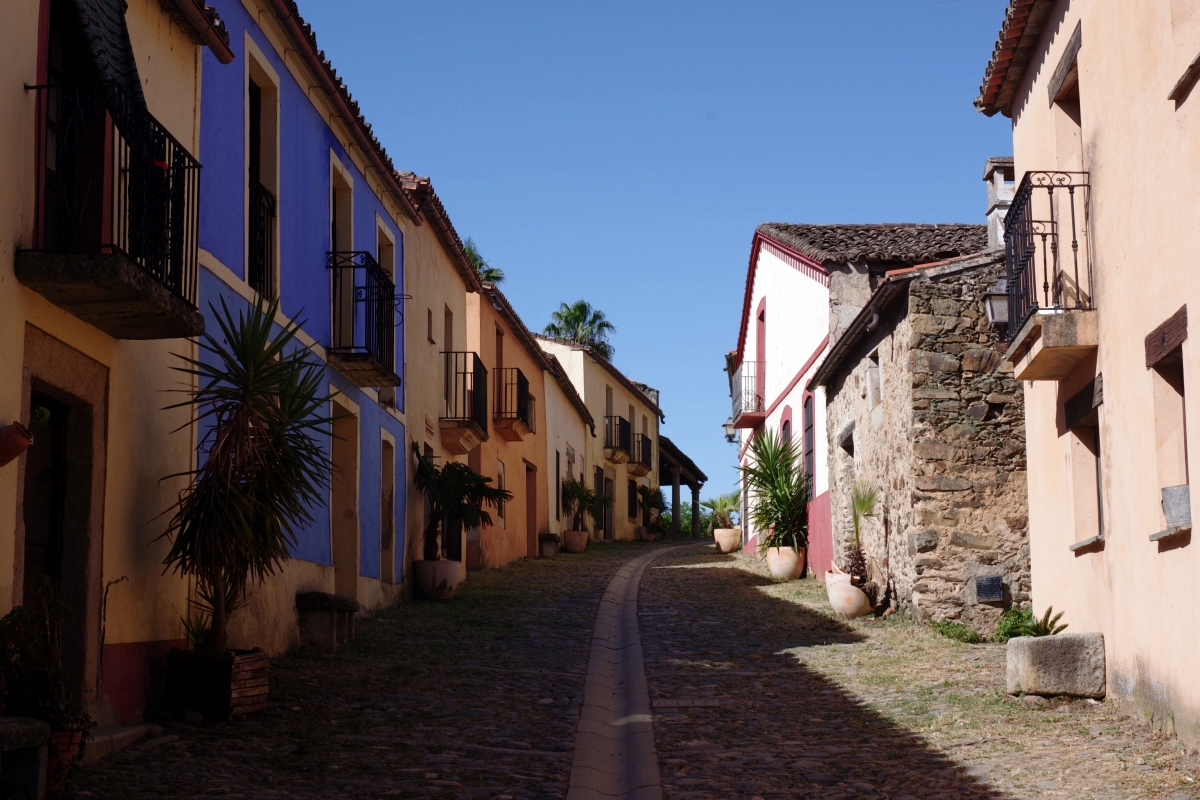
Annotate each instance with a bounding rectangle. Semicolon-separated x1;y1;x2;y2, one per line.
1152;349;1188;531
781;420;791;443
628;479;638;519
803;395;816;481
497;460;506;527
1064;379;1103;544
867;352;882;410
427;309;434;344
555;450;561;521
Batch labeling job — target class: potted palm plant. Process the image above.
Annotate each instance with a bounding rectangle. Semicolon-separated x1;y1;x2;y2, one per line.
159;298;337;721
636;485;667;541
701;491;742;553
740;431;809;579
412;443;511;598
561;478;598;553
826;481;877;618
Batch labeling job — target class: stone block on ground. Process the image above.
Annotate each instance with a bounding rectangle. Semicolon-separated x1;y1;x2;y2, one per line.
297;591;359;653
1006;632;1105;698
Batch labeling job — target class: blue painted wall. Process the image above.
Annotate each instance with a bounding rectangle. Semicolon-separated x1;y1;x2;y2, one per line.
197;0;406;584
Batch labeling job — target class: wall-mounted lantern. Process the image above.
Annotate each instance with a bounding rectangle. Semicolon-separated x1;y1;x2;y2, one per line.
722;417;736;443
984;279;1009;328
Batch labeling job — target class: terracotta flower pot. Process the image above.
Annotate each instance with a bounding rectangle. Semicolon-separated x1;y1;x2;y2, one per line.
47;729;84;790
825;566;872;618
0;421;33;469
415;559;461;600
765;546;806;580
638;526;658;542
713;528;741;554
562;530;588;553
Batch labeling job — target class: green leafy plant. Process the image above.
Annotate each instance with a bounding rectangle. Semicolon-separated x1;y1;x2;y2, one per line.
562;478;600;532
994;607;1034;642
543;300;616;360
31;405;52;430
701;490;740;531
637;485;667;525
159;298;338;656
464;237;505;284
932;619;983;644
1018;606;1068;637
846;481;880;585
0;576;93;732
413;443;512;562
739;429;809;553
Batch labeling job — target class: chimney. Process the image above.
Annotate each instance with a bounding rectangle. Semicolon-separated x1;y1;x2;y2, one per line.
984;157;1015;249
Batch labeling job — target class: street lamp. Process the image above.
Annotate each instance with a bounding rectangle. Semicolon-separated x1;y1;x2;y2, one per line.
984;279;1008;328
722;417;736;443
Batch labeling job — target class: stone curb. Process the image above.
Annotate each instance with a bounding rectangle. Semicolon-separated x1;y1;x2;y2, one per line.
567;546;685;800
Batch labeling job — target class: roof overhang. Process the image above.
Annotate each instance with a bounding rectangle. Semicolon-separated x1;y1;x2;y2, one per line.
975;0;1058;118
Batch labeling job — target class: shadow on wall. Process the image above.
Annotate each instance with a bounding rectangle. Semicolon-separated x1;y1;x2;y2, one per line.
641;551;1010;798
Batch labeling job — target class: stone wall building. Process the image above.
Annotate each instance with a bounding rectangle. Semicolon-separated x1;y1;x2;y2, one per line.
808;165;1030;634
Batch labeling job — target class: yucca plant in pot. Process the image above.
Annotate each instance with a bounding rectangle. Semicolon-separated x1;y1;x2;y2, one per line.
740;430;809;578
412;443;511;598
561;478;599;553
158;298;337;721
825;481;878;618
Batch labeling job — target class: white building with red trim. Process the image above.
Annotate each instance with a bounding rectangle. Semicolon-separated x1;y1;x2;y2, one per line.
729;221;994;581
728;226;834;577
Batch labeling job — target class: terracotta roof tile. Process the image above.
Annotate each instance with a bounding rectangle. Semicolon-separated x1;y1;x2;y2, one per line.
756;223;988;265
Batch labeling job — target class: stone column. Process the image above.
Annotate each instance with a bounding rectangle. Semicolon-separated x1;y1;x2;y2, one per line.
691;485;701;538
671;466;681;535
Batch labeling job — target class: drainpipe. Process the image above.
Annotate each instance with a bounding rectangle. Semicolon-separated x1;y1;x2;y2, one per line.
176;0;235;64
266;0;420;222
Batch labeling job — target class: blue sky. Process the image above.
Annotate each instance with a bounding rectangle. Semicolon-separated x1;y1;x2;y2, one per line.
299;0;1013;498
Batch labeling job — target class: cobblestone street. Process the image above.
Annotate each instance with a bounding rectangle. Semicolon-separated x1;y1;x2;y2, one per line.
65;543;1200;799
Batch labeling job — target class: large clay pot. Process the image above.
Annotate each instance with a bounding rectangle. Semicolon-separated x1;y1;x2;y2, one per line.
562;530;589;553
765;546;806;580
638;526;659;542
415;559;461;600
47;729;84;789
0;422;33;468
825;566;872;618
713;528;741;554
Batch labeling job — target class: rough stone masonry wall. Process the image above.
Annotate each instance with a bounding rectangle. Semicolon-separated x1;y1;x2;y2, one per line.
826;259;1030;635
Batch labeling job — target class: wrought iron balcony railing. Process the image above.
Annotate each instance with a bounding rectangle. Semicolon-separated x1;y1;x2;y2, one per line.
604;415;631;459
1005;171;1093;341
444;351;489;433
630;433;653;476
25;81;200;305
496;367;535;432
731;360;766;425
248;181;276;298
327;251;399;386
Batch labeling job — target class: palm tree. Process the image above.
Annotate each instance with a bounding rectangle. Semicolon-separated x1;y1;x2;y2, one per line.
464;237;505;284
159;298;337;655
701;490;741;532
543;300;616;360
412;443;511;561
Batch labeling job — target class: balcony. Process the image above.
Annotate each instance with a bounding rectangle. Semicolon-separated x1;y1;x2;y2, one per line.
441;351;489;454
16;82;203;339
604;415;631;464
248;181;275;298
628;433;653;477
495;367;535;441
327;251;400;387
731;360;767;428
1003;171;1097;381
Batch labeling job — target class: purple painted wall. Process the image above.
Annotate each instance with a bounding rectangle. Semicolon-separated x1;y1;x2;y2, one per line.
197;0;406;582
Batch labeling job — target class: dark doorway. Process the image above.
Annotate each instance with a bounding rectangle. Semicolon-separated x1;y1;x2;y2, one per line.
23;391;69;603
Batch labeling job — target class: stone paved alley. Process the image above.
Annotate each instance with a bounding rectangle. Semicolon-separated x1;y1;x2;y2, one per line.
66;543;1200;799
